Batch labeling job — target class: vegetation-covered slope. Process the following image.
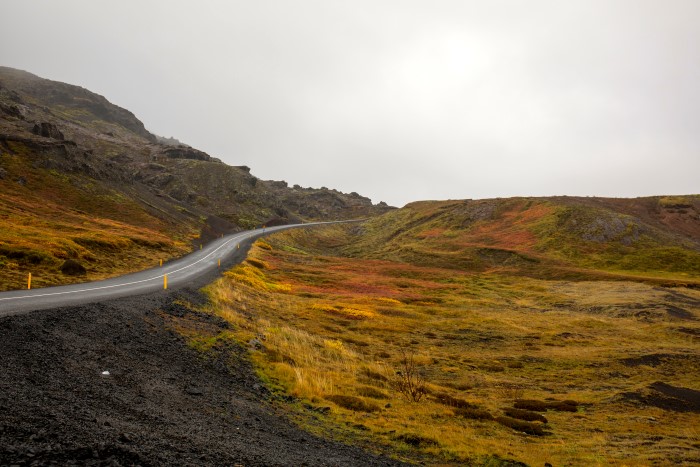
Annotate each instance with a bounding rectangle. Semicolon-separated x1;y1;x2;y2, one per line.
203;216;700;465
345;196;700;283
0;66;391;290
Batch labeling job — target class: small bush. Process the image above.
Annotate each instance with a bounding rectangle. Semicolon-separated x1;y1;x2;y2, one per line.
325;394;380;412
392;351;427;402
357;386;389;399
393;433;439;448
495;416;545;436
454;407;494;421
503;407;548;423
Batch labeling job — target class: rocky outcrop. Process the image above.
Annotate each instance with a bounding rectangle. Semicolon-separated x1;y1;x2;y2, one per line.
0;102;26;119
32;122;64;140
0;66;156;142
160;145;212;161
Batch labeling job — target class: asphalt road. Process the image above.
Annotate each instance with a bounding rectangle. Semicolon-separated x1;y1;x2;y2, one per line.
0;221;341;317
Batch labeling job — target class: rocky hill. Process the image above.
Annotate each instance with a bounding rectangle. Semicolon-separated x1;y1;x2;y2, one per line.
0;66;392;290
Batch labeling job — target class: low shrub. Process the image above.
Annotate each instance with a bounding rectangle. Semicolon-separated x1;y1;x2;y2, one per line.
393;433;439;448
503;407;548;423
495;416;545;436
325;394;380;412
454;407;494;421
393;351;427;402
514;399;578;412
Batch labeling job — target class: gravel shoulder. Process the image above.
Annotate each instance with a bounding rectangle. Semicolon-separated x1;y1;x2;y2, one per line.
0;286;408;466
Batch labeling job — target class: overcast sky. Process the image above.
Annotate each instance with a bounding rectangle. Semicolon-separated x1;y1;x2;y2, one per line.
1;1;698;206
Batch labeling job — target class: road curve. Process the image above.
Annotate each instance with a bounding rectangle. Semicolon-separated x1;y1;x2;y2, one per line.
0;221;350;317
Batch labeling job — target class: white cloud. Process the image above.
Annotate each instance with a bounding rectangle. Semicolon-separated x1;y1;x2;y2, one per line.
1;0;698;206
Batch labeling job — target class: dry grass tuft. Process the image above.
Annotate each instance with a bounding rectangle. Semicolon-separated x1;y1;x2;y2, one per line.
495;416;545;436
454;407;494;421
503;407;548;423
514;399;579;413
325;394;381;412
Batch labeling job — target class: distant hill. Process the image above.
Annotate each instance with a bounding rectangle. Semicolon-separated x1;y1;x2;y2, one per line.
0;66;392;290
344;196;700;283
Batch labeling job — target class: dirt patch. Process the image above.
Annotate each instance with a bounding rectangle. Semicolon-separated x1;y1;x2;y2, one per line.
0;289;406;466
618;382;700;413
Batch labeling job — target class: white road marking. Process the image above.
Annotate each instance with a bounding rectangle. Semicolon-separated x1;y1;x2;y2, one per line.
0;220;355;307
0;232;251;302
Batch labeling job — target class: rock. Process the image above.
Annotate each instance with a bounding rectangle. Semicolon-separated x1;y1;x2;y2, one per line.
0;103;26;119
185;387;203;396
32;122;65;140
248;338;264;350
16;176;26;186
60;259;87;276
161;145;211;161
0;167;6;179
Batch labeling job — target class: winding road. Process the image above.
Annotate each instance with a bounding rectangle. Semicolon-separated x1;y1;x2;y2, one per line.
0;221;344;316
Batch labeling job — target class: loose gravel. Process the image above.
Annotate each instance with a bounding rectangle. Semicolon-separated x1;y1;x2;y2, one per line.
0;288;408;466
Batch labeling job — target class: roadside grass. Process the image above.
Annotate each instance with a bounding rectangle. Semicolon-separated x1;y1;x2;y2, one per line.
204;226;700;466
0;148;192;290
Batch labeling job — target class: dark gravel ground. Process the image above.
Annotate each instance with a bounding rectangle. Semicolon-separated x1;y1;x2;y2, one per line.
0;285;410;466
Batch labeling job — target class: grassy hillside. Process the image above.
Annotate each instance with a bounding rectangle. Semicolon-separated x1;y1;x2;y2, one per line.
345;196;700;282
199;201;700;465
0;139;192;289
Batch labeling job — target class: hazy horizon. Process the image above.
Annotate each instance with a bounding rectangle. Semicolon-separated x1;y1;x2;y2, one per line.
1;1;698;207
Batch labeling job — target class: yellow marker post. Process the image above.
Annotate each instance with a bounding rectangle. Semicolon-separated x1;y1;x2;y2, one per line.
200;244;202;250
160;259;163;267
237;244;240;250
27;272;32;290
218;259;221;268
164;274;168;290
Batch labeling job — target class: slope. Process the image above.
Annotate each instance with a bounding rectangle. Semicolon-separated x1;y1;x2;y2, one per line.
202;200;700;465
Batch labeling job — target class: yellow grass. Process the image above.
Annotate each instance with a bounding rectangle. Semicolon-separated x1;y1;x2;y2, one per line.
202;231;700;466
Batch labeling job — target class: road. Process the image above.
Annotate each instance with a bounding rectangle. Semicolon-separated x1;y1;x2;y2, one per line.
0;221;343;316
